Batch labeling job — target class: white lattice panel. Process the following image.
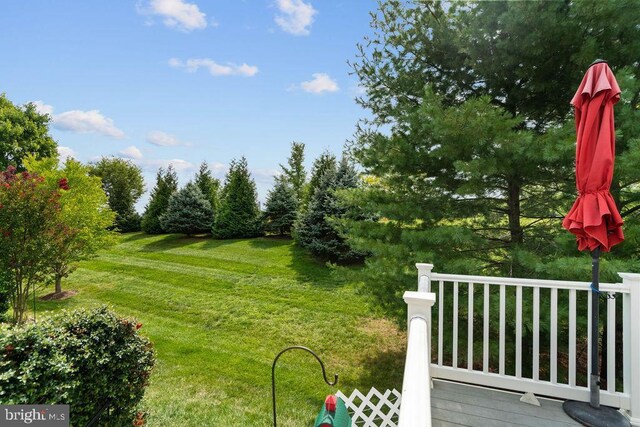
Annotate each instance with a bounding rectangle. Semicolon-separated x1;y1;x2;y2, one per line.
336;387;401;427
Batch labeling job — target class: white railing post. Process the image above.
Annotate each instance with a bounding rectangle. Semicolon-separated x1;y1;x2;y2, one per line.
416;263;434;292
619;272;640;426
399;291;436;427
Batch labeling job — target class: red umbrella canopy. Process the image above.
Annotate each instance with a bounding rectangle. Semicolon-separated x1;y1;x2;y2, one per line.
562;62;624;252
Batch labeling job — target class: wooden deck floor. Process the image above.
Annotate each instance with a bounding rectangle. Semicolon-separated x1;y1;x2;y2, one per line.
431;379;581;427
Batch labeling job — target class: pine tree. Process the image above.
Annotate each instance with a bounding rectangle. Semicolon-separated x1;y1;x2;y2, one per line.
279;142;306;204
160;183;214;236
301;151;336;211
295;155;363;263
194;161;220;215
263;179;298;236
141;165;178;234
213;157;263;239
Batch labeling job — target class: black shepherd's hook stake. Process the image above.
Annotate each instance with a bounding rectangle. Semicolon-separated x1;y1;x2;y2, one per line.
271;346;338;427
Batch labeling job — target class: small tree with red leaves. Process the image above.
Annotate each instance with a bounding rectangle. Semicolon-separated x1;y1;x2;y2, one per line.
0;166;63;324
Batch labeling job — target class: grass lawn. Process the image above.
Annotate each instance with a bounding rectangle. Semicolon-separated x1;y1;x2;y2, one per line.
36;233;405;426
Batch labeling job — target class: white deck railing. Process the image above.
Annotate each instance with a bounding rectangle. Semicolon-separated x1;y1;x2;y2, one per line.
398;291;435;427
405;263;640;426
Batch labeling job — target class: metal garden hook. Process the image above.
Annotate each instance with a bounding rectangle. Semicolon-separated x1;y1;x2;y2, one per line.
271;346;338;427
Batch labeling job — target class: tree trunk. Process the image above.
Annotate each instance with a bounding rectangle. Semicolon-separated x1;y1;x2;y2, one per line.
507;180;524;246
55;275;62;294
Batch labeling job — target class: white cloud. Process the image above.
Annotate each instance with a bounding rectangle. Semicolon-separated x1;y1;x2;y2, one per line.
169;58;258;77
143;158;195;172
57;146;76;161
138;0;207;32
120;146;144;160
54;110;125;139
32;101;54;115
146;131;190;147
31;101;125;139
274;0;317;36
295;73;339;94
252;168;281;184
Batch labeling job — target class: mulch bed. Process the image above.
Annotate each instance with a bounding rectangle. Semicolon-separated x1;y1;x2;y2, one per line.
40;290;78;301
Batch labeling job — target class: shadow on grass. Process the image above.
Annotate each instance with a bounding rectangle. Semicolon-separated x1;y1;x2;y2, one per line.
140;234;212;252
119;232;149;243
357;347;406;392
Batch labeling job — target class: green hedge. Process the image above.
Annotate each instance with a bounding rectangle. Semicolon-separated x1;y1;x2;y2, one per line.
0;306;155;426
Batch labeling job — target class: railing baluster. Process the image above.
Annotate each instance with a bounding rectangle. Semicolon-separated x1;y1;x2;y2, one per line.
587;293;593;388
607;295;616;393
533;287;540;381
516;286;522;378
624;293;631;394
569;289;576;387
551;288;558;384
438;280;444;366
483;283;489;373
499;284;505;376
453;281;459;369
468;283;474;371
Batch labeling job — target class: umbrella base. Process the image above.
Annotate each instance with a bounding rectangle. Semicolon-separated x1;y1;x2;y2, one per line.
563;400;630;427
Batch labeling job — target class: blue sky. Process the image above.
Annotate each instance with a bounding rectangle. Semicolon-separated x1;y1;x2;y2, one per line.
0;0;374;208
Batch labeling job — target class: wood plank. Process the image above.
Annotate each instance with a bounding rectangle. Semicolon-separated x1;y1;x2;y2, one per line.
430;406;527;427
431;395;577;427
431;381;578;425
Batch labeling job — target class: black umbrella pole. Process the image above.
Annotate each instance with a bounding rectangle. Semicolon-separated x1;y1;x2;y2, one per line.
590;246;601;409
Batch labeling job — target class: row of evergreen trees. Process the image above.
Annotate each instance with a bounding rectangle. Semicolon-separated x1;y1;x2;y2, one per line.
139;143;363;263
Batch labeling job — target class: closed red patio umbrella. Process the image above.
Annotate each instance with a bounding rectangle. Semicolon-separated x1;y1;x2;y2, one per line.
562;61;624;251
562;60;628;426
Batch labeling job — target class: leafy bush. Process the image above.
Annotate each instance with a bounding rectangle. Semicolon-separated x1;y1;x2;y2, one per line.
0;306;155;426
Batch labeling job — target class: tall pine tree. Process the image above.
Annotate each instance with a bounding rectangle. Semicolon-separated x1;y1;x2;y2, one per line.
194;161;220;215
296;155;364;263
213;157;262;239
279;142;306;204
263;179;298;236
340;2;640;383
301;151;337;211
141;165;178;234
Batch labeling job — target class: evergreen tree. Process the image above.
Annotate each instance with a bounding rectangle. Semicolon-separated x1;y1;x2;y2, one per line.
194;161;220;214
295;156;363;263
141;165;178;234
160;183;214;236
301;151;337;210
279;142;306;204
213;157;262;239
340;1;640;384
263;179;298;236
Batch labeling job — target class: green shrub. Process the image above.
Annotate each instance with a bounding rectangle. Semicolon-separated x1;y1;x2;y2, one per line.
0;306;155;426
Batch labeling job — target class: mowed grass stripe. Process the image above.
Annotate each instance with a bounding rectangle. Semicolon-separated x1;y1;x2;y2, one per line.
88;255;361;315
36;233;404;426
